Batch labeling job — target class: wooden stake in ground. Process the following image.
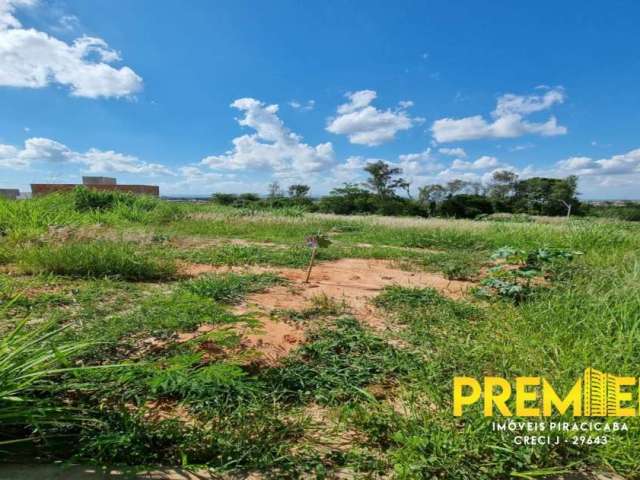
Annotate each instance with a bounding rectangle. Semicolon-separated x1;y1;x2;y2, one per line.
304;233;330;283
304;244;317;283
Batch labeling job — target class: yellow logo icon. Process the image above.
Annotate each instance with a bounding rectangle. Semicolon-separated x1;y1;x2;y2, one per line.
453;368;638;417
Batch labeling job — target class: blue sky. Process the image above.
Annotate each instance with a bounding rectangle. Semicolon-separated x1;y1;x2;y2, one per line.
1;0;639;199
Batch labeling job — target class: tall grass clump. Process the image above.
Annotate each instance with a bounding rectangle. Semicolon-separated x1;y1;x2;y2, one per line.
0;195;83;240
19;241;176;281
0;311;91;448
182;272;284;304
73;187;185;225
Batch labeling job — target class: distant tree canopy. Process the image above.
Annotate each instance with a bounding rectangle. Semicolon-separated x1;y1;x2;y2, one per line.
211;163;582;219
288;184;310;199
363;161;410;199
512;176;579;216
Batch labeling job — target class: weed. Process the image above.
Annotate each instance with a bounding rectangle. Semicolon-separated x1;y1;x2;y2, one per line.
374;286;445;310
182;272;283;304
269;317;408;405
182;244;339;268
20;241;176;281
0;309;93;450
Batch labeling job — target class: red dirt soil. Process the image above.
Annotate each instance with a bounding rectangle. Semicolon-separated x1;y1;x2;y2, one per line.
181;258;474;331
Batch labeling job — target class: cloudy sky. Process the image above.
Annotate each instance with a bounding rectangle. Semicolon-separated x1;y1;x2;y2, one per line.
1;0;639;199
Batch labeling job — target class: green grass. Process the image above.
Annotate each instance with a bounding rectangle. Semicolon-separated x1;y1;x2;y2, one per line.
2;196;640;477
19;241;177;281
179;243;338;268
0;309;94;452
181;272;284;304
267;316;410;406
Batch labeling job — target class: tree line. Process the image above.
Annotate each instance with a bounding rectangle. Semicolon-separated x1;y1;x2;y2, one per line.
212;160;582;218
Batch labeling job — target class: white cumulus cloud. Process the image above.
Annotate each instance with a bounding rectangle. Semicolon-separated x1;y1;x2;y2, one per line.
0;0;142;98
451;155;500;170
326;90;421;146
288;99;315;111
438;147;467;158
202;98;335;174
555;148;640;176
0;137;172;175
431;88;567;143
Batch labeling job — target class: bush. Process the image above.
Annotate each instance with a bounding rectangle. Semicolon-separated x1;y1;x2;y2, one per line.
211;193;239;206
73;186;137;212
438;194;494;218
20;241;176;281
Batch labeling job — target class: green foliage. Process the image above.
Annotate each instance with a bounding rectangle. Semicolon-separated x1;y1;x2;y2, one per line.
73;186;135;212
0;313;91;447
78;291;238;350
587;203;640;222
0;244;14;265
182;244;339;268
318;183;427;217
374;286;445;310
147;356;252;402
182;272;284;304
476;246;581;302
269;317;407;405
19;241;176;281
437;194;494;219
512;176;579;216
2;191;640;476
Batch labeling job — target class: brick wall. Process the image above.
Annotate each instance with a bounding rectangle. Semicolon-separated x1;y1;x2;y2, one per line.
31;184;159;197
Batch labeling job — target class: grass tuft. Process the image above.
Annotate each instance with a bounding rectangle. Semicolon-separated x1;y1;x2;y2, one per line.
181;272;284;304
19;241;176;281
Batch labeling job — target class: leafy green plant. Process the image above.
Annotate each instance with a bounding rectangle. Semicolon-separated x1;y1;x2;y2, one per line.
478;246;582;302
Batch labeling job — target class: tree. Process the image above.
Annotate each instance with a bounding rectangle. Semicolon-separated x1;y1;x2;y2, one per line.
469;181;485;196
398;179;412;199
267;181;283;199
363;161;408;199
438;194;494;219
288;184;310;199
513;176;580;216
488;170;519;201
318;183;377;215
445;179;468;196
418;184;446;204
549;175;579;217
211;193;238;205
418;184;447;215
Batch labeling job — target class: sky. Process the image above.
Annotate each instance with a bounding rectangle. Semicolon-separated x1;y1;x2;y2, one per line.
1;0;639;199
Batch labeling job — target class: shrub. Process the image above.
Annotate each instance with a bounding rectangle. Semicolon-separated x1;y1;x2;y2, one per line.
20;241;176;281
73;186;136;212
438;194;494;219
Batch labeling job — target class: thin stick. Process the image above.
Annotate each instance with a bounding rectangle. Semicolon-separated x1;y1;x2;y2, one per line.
304;246;317;283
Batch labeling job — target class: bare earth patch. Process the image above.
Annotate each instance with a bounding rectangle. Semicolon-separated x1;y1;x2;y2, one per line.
181;258;474;331
149;317;305;366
